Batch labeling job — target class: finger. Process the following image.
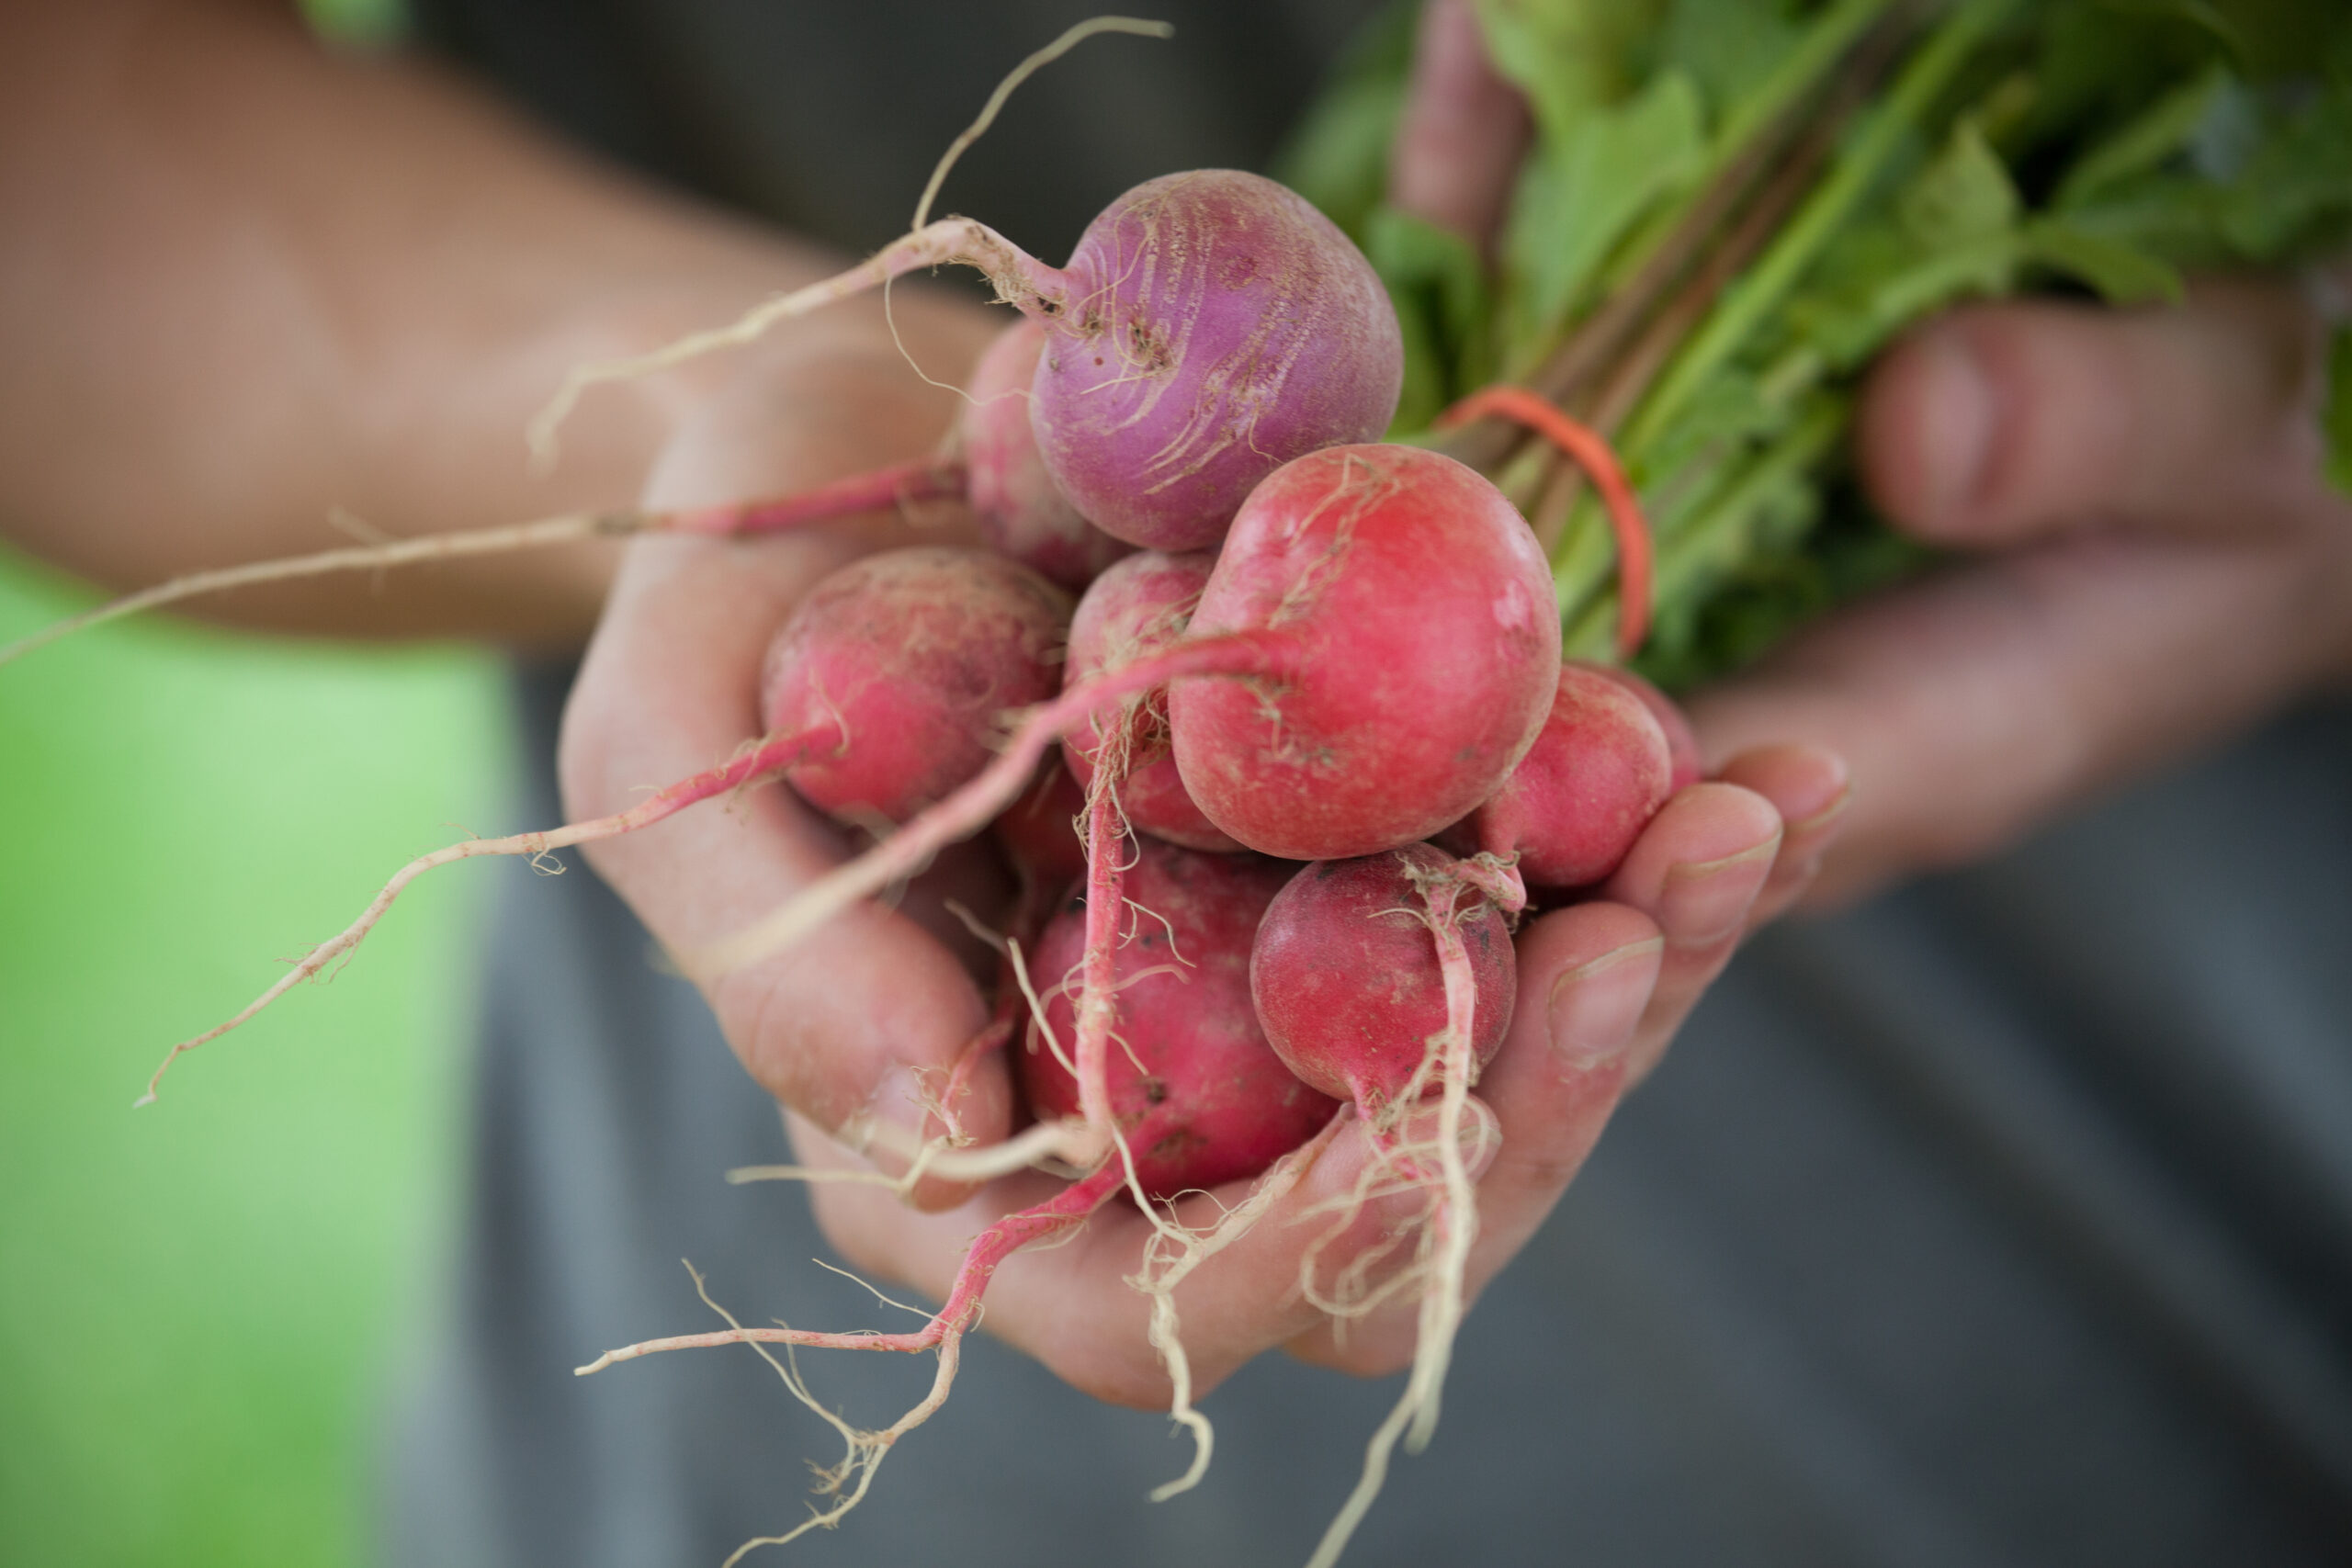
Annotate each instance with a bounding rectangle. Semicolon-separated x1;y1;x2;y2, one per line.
1388;0;1532;249
1283;901;1660;1376
1859;283;2334;548
1600;783;1781;1077
1711;742;1850;928
560;345;1013;1207
1687;524;2352;908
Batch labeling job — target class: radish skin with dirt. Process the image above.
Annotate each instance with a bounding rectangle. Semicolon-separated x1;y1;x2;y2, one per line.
1169;443;1560;862
1023;839;1339;1195
1443;662;1677;890
758;546;1071;827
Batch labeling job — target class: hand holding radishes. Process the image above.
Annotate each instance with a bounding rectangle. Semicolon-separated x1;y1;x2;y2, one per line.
558;302;1035;1213
555;282;1847;1558
1690;278;2352;909
778;776;1802;1403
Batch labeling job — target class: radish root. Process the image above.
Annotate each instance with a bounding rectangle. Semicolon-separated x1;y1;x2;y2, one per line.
138;723;838;1105
0;459;964;671
1300;858;1516;1568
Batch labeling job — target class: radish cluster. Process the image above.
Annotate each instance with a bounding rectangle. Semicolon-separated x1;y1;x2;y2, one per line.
151;164;1688;1568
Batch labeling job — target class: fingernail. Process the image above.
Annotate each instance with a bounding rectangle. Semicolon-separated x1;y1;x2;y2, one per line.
1916;335;1994;531
860;1064;937;1155
1659;839;1776;947
1546;938;1662;1066
1788;783;1853;841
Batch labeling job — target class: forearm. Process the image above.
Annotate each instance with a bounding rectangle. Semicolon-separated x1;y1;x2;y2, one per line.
0;0;978;649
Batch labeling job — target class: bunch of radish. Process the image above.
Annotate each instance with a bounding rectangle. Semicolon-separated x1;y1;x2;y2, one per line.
125;164;1683;1567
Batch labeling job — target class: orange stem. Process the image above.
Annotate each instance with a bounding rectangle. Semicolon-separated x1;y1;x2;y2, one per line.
1437;387;1653;660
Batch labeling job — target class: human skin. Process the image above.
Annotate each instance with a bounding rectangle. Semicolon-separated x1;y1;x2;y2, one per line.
0;0;1846;1404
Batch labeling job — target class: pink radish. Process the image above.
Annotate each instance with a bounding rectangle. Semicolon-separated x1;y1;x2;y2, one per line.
1062;550;1238;852
1023;839;1338;1196
1169;443;1559;862
1250;845;1516;1114
1250;841;1520;1568
959;317;1135;588
1442;662;1675;890
1022;171;1403;548
760;546;1069;828
1580;659;1702;792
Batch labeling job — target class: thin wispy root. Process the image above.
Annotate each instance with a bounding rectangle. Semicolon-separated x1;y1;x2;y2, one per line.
578;1160;1123;1375
527;221;1044;468
0;460;964;671
1303;865;1506;1568
673;1262;963;1565
726;1111;1108;1193
1135;1112;1348;1503
137;724;835;1106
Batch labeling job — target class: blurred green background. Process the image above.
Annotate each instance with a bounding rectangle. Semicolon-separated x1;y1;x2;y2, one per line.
0;543;510;1566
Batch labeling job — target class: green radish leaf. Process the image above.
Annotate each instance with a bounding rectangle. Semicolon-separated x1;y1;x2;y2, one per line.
1653;0;1811;130
1364;205;1496;432
2324;323;2352;502
2022;220;2184;303
1899;118;2018;250
2054;61;2231;209
2213;85;2352;257
1496;70;1706;366
1472;0;1660;144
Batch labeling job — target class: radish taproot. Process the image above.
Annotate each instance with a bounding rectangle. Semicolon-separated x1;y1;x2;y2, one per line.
141;543;1073;1100
0;318;1122;669
1250;842;1520;1568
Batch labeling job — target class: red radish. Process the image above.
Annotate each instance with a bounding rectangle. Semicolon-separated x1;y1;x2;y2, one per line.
1169;444;1559;862
1250;845;1516;1113
1062;551;1239;852
1250;841;1520;1568
1580;660;1702;792
536;170;1404;555
761;546;1070;827
959;318;1135;588
1023;839;1338;1196
1442;663;1674;890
